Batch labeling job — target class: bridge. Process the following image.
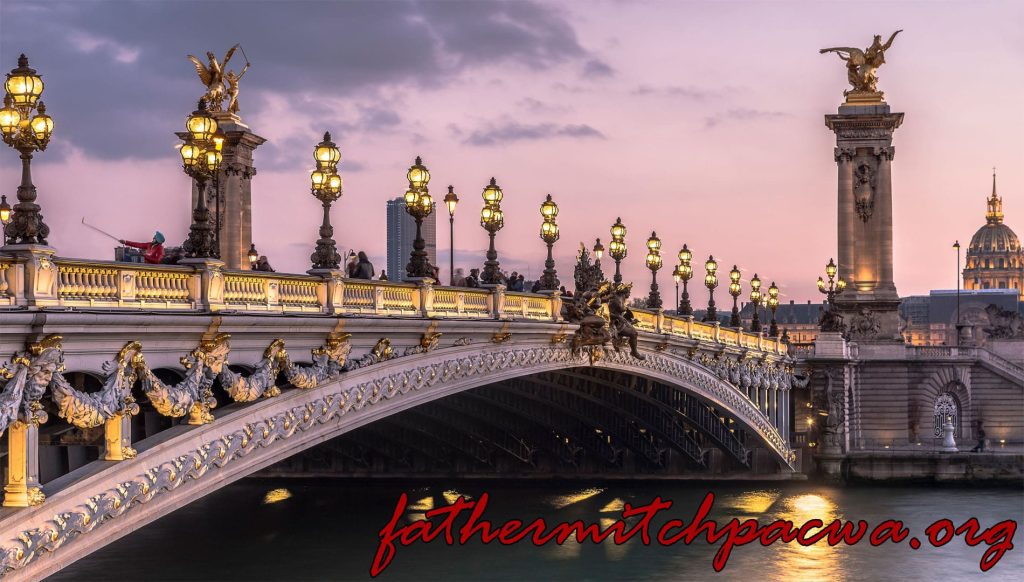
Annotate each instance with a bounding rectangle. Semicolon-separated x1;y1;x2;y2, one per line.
0;258;797;578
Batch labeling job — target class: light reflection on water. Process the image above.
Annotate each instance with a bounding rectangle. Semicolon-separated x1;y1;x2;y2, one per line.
51;480;1023;581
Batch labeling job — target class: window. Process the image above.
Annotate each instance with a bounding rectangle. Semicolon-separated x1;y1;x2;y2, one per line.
933;393;959;438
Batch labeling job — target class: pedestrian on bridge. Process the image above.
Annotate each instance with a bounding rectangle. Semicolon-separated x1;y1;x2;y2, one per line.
120;231;165;264
971;422;987;453
353;251;375;280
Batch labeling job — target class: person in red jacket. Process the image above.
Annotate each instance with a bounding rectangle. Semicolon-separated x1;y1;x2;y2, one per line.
120;231;166;264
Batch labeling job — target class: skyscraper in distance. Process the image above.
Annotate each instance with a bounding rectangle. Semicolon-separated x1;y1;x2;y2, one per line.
386;198;437;281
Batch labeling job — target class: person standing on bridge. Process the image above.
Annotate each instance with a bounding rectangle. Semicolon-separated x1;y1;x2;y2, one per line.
971;422;987;452
353;251;375;280
119;231;165;264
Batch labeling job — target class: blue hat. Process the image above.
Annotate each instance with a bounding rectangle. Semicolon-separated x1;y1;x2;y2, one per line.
153;231;165;244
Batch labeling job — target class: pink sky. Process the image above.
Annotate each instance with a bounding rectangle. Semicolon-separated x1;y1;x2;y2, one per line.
1;1;1021;303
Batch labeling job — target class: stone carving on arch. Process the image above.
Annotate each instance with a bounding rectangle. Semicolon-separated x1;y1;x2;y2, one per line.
914;366;972;441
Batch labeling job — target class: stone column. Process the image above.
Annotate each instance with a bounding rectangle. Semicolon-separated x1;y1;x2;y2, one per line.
3;422;42;507
835;148;856;281
875;146;896;295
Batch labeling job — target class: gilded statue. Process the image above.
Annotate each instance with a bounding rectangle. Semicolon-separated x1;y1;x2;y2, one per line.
224;60;250;115
820;30;902;96
187;45;244;112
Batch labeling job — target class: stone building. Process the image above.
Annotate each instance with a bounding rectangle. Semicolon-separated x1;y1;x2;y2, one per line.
963;173;1023;296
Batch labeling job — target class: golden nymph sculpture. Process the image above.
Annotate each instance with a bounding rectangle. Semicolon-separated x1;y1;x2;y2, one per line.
820;30;902;98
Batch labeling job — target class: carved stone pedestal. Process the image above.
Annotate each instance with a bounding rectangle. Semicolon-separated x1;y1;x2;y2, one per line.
3;421;43;507
0;244;58;308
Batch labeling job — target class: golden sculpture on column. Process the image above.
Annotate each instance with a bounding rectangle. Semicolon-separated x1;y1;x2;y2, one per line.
820;30;902;103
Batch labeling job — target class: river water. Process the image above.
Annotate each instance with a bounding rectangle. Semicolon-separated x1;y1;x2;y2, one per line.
52;479;1022;581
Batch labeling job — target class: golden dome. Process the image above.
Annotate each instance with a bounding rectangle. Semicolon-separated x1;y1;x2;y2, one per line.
968;173;1021;255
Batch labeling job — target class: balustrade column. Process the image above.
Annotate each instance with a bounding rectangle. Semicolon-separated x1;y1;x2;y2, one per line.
770;387;778;428
103;413;133;461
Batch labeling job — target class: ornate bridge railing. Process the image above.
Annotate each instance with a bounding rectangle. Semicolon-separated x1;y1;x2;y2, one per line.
0;255;787;355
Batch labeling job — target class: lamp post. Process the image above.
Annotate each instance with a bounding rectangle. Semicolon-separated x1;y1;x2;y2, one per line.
817;258;848;332
538;194;560;291
767;281;780;337
247;243;259;269
480;177;505;285
703;255;718;322
444;186;459;285
593;238;604;267
728;265;742;328
609;217;627;284
1;54;54;246
749;273;762;332
309;132;343;270
673;269;681;313
0;195;12;240
403;156;435;279
645;232;663;308
953;240;961;343
677;244;693;316
179;99;224;258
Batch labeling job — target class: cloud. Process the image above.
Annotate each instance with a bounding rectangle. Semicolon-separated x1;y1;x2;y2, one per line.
582;58;614;78
631;84;721;100
459;120;606;146
0;0;600;162
516;97;571;114
704;108;790;128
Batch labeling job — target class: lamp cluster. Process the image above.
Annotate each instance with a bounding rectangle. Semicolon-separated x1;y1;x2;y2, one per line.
0;54;54;245
538;194;560;290
403;156;435;279
645;232;663;308
674;245;694;316
179;99;226;258
480;178;505;284
309;132;344;269
608;218;627;284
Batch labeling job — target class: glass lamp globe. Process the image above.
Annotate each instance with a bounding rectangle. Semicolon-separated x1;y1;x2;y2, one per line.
540;194;558;219
406;156;430;190
610;218;626;240
5;55;44;108
482;178;503;204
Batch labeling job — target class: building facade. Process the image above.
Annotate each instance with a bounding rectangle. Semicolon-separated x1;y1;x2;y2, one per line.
963;173;1023;296
386;198;437;282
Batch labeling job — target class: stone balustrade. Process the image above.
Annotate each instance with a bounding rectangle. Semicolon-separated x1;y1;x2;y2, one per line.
0;254;787;354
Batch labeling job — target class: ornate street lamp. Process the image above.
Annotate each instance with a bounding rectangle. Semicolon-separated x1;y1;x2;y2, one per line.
677;244;693;316
538;194;560;291
480;177;505;284
728;265;743;328
403;156;435;279
309;132;343;270
0;195;12;240
443;185;459;285
767;281;780;337
179;100;224;258
703;255;718;322
1;55;54;246
247;243;259;269
749;273;763;332
593;238;604;265
609;217;627;284
645;231;662;308
817;258;848;332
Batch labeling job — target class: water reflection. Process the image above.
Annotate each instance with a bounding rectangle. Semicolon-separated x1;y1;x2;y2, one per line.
775;492;844;581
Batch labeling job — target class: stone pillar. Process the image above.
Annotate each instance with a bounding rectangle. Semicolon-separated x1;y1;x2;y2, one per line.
825;101;904;342
1;245;58;308
180;258;225;311
186;115;265;270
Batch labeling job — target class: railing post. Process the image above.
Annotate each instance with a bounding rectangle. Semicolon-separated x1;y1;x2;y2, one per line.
712;321;721;343
373;285;384;314
418;279;435;317
684;316;693;338
180;258;226;311
456;290;466;315
103;413;134;461
118;269;138;305
0;257;26;306
654;308;665;334
5;247;59;308
489;284;506;319
308;269;345;314
3;421;43;507
550;290;563;322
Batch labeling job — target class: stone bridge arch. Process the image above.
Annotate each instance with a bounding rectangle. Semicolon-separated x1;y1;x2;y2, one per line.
0;340;791;578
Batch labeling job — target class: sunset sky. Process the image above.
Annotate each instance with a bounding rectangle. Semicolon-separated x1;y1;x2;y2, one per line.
1;0;1020;302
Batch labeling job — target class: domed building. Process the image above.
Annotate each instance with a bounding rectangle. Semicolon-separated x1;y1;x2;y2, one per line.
963;173;1023;296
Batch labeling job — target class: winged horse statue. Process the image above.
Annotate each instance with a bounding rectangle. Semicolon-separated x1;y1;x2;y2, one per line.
187;45;240;112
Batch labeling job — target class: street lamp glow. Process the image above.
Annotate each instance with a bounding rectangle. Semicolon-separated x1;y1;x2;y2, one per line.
186;100;217;142
593;238;604;261
482;177;503;204
314;133;341;171
443;185;459;217
406;156;430;190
